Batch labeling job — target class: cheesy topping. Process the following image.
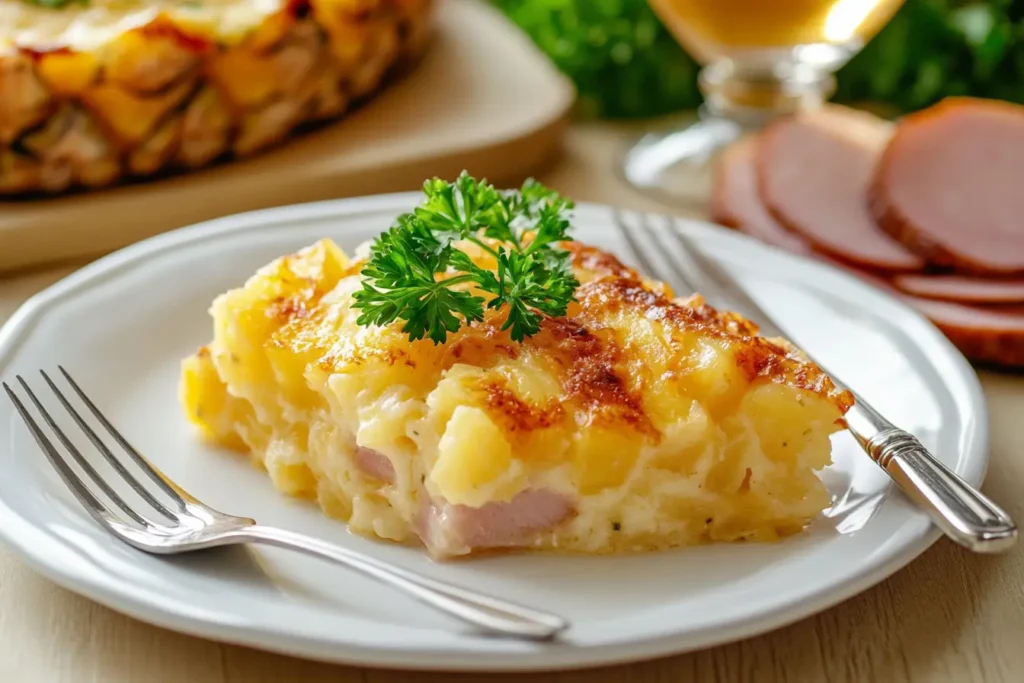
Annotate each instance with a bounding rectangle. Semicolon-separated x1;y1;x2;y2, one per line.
180;237;853;558
0;0;404;50
2;0;281;50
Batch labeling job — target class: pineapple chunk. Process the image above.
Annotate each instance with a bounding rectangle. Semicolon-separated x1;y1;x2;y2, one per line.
103;30;199;92
38;53;99;97
245;10;293;52
211;239;348;421
209;48;280;108
266;306;339;412
679;339;750;420
262;426;318;497
571;428;643;494
739;383;841;470
82;79;193;146
179;348;251;451
431;406;522;507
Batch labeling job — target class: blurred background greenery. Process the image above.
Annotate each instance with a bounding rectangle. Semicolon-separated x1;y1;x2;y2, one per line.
492;0;1022;118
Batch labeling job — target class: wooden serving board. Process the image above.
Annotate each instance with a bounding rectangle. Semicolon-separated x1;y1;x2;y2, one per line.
0;0;575;274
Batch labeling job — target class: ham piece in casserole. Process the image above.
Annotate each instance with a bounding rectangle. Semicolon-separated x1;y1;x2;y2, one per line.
354;446;574;557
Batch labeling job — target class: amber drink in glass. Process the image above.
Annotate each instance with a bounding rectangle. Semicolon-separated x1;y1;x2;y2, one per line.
622;0;904;206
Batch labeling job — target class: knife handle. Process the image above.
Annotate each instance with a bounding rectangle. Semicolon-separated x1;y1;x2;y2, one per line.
866;428;1017;553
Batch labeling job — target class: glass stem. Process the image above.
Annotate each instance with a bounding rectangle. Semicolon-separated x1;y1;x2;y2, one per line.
698;60;836;129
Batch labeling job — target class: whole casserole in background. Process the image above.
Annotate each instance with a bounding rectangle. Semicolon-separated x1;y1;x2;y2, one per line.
0;0;435;195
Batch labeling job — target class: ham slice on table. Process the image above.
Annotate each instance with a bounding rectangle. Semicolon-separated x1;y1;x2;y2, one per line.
821;263;1024;367
353;446;574;558
709;106;1024;369
756;106;925;273
905;299;1024;368
871;98;1024;276
892;274;1024;305
710;137;813;255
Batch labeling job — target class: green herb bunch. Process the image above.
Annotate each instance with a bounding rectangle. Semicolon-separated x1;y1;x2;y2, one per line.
836;0;1024;111
352;172;579;344
492;0;1024;118
493;0;699;118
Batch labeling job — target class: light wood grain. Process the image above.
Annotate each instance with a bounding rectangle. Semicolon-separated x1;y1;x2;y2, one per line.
2;121;1023;683
0;0;573;274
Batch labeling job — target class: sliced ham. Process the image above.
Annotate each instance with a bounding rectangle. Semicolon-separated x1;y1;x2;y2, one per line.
418;489;574;558
355;446;396;482
893;274;1024;304
831;268;1024;367
798;256;1024;368
871;98;1024;276
757;106;925;273
711;124;1024;368
804;258;1024;367
710;137;813;255
904;299;1024;368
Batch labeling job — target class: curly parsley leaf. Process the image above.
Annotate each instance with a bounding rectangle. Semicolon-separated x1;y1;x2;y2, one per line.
351;172;579;344
488;248;578;340
27;0;88;7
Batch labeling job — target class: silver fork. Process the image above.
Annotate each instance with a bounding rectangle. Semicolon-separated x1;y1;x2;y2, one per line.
615;210;1018;554
2;368;569;640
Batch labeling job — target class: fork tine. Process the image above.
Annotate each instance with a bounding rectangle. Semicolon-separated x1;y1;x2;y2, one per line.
614;209;662;280
614;209;698;295
39;370;179;522
642;214;723;301
4;381;119;529
17;375;160;527
656;217;792;341
57;366;190;510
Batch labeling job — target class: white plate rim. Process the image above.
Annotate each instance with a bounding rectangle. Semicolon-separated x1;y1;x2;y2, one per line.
0;193;987;671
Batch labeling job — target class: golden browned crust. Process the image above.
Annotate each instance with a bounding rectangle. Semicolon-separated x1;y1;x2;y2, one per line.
573;277;851;407
305;239;854;435
267;294;314;321
562;241;638;281
481;380;567;435
532;314;659;437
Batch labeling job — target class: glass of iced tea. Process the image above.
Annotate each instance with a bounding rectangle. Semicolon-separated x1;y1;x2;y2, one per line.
622;0;904;206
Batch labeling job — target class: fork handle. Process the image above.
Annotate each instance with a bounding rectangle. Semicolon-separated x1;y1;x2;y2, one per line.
234;525;568;640
864;427;1017;553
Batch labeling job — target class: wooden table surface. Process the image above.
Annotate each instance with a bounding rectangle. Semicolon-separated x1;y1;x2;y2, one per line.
2;121;1023;683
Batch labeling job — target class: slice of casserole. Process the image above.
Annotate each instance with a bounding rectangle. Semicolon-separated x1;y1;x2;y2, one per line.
180;237;853;558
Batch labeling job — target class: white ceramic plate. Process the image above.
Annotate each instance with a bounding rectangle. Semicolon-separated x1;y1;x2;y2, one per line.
0;195;986;672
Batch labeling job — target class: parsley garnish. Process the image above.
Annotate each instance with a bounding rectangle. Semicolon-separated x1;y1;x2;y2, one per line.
26;0;88;8
352;172;579;344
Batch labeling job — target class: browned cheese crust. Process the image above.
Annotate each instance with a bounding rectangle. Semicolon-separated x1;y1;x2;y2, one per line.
312;239;854;448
